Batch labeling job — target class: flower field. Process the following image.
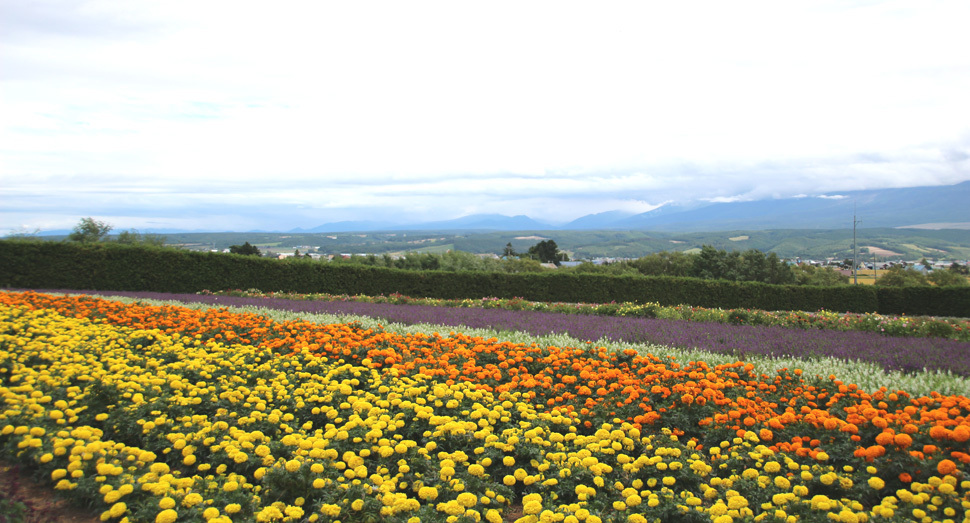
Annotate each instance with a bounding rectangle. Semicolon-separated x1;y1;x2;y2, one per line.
1;291;969;523
198;290;970;342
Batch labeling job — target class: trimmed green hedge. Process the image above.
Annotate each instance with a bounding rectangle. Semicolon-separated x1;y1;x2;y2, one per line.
2;240;967;316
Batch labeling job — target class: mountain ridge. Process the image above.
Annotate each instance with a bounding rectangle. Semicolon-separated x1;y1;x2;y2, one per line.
298;181;970;233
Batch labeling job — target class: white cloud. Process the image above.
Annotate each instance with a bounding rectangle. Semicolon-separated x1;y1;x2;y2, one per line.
2;0;970;233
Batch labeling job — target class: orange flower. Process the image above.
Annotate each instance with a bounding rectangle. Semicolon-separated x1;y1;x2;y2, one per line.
952;425;970;443
937;459;957;476
893;433;912;449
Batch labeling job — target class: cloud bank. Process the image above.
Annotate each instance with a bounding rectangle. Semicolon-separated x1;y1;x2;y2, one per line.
2;0;969;233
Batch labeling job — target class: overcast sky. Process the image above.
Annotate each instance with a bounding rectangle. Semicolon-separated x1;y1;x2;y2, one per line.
2;0;969;234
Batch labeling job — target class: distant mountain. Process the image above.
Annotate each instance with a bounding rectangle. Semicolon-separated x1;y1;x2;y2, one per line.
18;181;965;238
392;214;554;231
292;182;968;234
296;220;397;233
562;210;635;230
612;181;970;231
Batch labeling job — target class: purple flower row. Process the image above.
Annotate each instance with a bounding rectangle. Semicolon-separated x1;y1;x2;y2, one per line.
28;289;970;377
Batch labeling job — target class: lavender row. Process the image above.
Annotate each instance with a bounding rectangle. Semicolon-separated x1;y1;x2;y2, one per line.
25;289;970;377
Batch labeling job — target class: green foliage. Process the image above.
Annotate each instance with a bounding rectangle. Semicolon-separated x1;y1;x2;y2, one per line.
502;242;517;257
927;268;970;287
1;240;968;317
229;241;262;257
623;251;694;277
525;240;568;265
689;245;795;284
874;266;929;287
115;229;167;247
67;217;112;243
0;492;27;523
791;264;850;286
950;262;970;275
560;261;639;276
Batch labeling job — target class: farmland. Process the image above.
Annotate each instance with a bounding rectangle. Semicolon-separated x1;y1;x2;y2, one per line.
2;290;970;522
71;227;970;262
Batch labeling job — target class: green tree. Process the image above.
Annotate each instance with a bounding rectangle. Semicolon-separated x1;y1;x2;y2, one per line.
874;266;929;287
115;229;167;247
502;242;517;258
526;240;568;266
927;268;969;287
229;241;262;256
949;262;969;275
691;246;794;284
502;258;546;273
440;250;485;271
68;217;112;243
791;264;850;286
625;251;694;277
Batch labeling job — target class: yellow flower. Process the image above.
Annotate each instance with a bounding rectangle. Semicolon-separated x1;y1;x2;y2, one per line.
156;509;178;523
868;477;885;490
109;502;127;518
182;493;203;507
457;492;478;508
418;486;438;501
158;498;176;510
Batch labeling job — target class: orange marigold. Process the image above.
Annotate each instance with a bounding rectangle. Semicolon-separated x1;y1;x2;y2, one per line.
893;433;913;449
929;425;951;441
937;459;957;476
952;426;970;443
874;431;894;446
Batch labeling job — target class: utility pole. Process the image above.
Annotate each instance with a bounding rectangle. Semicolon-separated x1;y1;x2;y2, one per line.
852;204;861;285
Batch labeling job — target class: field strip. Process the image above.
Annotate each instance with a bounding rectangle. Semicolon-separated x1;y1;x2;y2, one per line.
80;292;970;398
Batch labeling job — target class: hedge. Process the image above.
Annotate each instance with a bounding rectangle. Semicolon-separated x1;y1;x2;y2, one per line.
1;240;967;317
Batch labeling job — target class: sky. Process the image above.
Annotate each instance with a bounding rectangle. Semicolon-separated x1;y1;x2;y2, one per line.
2;0;970;234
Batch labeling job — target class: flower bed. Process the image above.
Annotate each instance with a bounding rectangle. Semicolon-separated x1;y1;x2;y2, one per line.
201;289;970;342
1;291;970;522
24;290;970;378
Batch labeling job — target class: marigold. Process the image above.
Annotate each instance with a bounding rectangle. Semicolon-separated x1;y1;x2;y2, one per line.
893;433;912;448
938;459;958;475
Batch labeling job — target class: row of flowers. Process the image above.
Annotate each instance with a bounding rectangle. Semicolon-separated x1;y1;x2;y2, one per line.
0;291;969;522
198;289;970;342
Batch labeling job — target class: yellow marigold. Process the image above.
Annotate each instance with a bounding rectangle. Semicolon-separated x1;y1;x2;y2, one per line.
108;502;127;518
182;493;203;507
285;459;301;473
156;509;178;523
418;486;438;501
158;498;176;510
